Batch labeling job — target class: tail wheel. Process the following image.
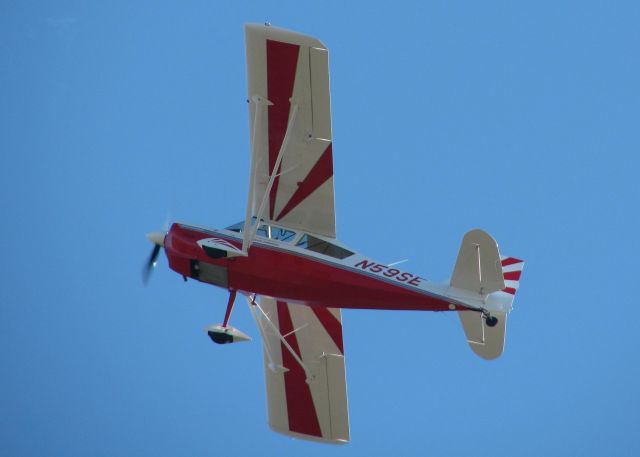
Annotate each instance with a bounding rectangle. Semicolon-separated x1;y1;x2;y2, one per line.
485;315;498;327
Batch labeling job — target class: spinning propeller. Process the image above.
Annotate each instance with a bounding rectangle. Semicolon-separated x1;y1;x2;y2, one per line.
142;231;166;285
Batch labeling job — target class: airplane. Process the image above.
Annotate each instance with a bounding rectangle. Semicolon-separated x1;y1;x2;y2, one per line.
143;24;525;444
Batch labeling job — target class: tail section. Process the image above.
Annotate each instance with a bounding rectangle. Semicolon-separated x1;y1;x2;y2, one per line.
500;256;525;301
450;230;525;360
450;229;505;295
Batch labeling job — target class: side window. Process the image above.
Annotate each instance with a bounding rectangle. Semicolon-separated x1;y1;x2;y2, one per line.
296;234;354;259
256;224;269;238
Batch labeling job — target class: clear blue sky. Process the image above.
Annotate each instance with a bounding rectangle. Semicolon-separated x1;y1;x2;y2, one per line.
2;1;639;456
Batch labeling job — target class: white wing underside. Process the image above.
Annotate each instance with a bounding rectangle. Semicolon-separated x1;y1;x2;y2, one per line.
245;24;336;238
249;296;349;444
243;25;348;443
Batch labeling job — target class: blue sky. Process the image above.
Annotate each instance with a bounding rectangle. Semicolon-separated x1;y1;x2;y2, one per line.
2;1;639;456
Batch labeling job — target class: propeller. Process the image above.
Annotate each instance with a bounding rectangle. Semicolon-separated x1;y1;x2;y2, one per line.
142;231;167;285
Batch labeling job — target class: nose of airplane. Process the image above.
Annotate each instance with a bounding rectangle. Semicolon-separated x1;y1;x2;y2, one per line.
146;231;166;246
142;231;167;285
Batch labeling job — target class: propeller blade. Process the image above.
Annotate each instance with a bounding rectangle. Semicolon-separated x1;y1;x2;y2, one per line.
142;244;162;285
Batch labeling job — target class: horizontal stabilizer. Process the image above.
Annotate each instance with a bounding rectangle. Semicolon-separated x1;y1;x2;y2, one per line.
451;230;525;360
458;311;507;360
451;229;504;295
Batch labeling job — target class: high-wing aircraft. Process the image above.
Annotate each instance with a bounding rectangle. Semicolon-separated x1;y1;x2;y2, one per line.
143;24;524;444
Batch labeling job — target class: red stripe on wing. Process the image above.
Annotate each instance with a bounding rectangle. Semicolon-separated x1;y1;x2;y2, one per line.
266;40;300;219
503;287;517;295
276;143;333;221
310;306;344;354
276;301;322;438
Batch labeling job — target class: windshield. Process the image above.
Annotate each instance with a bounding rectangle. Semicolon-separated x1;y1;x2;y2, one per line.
225;219;296;242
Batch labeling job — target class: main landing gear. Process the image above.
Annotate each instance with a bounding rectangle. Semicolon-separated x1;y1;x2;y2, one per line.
205;290;251;344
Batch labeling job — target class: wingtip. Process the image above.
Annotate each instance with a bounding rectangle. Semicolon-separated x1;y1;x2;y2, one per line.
268;424;349;445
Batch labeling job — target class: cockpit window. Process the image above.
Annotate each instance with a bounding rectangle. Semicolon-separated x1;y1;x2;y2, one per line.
226;221;245;233
225;220;296;242
256;225;296;242
296;234;354;259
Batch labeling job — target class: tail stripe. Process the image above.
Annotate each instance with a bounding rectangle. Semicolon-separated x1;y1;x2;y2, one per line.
500;256;524;296
503;271;522;281
501;257;523;267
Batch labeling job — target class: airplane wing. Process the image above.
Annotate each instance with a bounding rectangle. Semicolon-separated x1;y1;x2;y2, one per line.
245;24;336;238
249;296;349;444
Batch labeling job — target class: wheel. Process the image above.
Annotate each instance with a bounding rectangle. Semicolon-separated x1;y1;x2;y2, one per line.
207;330;234;344
485;315;498;327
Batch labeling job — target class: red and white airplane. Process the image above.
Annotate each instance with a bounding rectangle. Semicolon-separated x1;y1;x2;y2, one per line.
144;24;524;444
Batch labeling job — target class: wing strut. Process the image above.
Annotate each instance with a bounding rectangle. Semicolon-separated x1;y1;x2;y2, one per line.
246;294;315;382
247;295;283;372
241;95;270;252
242;101;299;253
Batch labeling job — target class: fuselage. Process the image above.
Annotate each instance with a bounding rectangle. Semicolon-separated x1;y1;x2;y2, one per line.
164;221;462;312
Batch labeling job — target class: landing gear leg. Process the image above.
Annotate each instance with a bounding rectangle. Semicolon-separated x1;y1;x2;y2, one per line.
222;290;237;328
204;290;250;345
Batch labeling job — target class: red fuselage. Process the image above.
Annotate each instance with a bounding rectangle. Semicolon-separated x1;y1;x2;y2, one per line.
164;223;453;312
